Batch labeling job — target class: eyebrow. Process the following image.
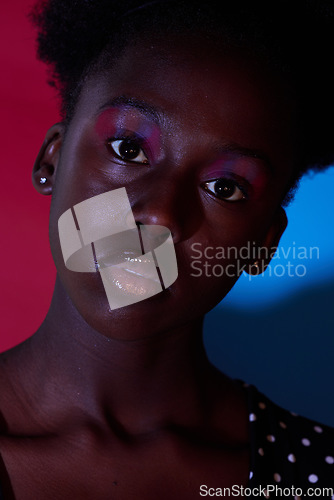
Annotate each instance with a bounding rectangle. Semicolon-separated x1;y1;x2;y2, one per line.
98;95;273;173
214;141;273;173
98;95;163;123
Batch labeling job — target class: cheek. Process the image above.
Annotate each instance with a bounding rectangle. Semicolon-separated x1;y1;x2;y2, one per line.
181;208;269;289
53;130;115;214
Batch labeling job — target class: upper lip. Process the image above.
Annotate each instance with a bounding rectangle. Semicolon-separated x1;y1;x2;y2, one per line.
93;228;144;267
93;225;171;278
96;248;150;267
98;252;161;283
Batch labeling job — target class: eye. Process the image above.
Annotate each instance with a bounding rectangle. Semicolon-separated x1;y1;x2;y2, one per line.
203;178;246;202
107;138;149;164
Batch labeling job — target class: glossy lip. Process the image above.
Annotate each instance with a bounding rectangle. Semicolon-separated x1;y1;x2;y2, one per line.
96;247;144;267
94;227;171;269
118;256;161;284
102;264;162;299
96;247;161;284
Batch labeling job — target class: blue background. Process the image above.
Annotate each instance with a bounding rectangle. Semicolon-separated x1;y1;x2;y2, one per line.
204;167;334;426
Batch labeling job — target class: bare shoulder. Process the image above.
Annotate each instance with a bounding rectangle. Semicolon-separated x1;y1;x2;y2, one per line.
0;340;36;435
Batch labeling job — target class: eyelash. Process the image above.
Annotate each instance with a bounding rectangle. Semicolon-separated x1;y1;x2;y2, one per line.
202;178;248;202
106;136;149;164
106;137;249;202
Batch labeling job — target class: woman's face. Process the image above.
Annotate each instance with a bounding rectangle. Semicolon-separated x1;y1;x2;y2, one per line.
45;35;295;339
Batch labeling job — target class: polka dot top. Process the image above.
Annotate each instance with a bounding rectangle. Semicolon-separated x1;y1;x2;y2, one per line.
244;382;334;497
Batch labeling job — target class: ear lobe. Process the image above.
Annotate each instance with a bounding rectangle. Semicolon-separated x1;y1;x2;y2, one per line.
246;207;288;275
262;206;288;252
32;123;65;195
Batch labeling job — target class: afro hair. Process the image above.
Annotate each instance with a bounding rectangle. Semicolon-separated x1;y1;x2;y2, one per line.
30;0;334;194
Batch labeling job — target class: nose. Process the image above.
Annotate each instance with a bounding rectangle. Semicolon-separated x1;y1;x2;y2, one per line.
128;171;200;244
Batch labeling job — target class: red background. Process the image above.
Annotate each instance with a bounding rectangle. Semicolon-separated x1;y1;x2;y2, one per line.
0;1;59;351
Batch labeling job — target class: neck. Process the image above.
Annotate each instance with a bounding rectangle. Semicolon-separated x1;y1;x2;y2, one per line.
8;276;226;436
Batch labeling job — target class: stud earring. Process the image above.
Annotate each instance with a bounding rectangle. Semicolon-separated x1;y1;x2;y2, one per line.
39;177;47;184
250;260;261;274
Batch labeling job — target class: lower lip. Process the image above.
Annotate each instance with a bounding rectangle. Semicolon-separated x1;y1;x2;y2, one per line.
100;264;162;302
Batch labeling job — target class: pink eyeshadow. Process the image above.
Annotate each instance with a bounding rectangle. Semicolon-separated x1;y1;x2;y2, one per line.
95;108;120;139
204;154;268;190
94;107;162;161
141;125;161;159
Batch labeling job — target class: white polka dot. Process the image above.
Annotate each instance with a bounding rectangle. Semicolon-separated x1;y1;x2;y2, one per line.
290;411;298;417
325;456;334;464
249;471;253;479
308;474;318;483
301;438;311;446
279;421;287;429
258;448;264;456
258;402;266;410
274;472;281;482
267;434;276;443
288;453;296;463
249;413;257;422
314;425;323;433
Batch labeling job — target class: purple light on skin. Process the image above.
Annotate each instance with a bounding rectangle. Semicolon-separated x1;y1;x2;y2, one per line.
202;153;270;197
94;107;270;198
95;107;119;140
94;107;162;162
138;122;162;161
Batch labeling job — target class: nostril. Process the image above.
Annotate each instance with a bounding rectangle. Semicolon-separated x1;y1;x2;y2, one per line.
137;224;172;254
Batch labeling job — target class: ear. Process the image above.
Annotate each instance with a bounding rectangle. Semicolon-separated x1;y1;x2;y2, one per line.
32;123;65;195
246;206;288;275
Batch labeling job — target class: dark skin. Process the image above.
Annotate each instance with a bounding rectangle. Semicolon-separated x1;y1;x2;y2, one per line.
0;35;293;499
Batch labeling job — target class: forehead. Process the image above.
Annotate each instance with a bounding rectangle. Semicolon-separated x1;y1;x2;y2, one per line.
71;34;297;175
